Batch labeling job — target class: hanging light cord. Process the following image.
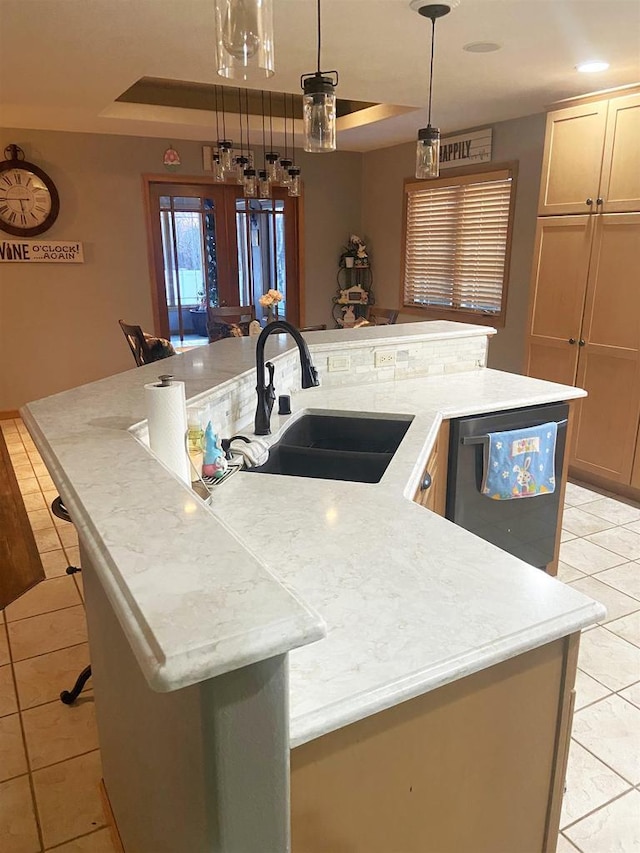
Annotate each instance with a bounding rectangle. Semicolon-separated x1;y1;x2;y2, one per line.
214;85;220;142
261;90;266;169
238;87;244;155
245;88;251;155
222;86;227;139
316;0;322;73
283;91;288;161
427;16;436;126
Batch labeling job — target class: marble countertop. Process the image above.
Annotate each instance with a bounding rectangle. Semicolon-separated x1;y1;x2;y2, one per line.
22;322;604;747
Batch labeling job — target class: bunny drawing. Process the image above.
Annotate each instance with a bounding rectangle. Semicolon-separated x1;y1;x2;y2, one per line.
512;457;536;497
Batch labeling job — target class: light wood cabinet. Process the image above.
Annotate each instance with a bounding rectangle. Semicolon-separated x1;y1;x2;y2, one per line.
529;87;640;494
538;91;640;216
414;421;449;515
527;213;640;485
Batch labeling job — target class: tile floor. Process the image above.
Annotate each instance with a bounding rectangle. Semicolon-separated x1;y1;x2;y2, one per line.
1;417;640;852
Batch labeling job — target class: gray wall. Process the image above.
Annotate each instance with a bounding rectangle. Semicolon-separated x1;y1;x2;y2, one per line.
0;128;361;410
361;112;547;373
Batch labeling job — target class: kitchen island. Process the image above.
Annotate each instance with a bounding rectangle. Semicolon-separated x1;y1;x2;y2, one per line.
22;321;604;853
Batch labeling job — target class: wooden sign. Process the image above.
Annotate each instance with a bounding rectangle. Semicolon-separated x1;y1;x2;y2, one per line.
0;239;84;263
440;128;492;170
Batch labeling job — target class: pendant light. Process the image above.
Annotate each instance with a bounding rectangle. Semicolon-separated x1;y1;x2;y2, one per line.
243;89;257;197
258;90;271;198
300;0;338;153
215;0;275;80
412;2;451;179
279;91;292;184
288;95;301;197
213;86;225;181
235;87;249;184
265;91;279;182
218;86;234;174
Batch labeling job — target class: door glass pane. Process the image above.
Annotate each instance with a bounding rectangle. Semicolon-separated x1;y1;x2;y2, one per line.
158;195;219;342
236;198;286;323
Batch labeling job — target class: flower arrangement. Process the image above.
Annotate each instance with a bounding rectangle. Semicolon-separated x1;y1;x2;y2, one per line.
259;288;283;322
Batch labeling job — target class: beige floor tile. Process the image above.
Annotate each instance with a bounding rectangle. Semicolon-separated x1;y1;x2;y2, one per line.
3;433;24;448
0;775;41;853
0;664;18;717
38;475;57;492
42;489;58;506
580;496;640;526
597;562;640;601
557;561;586;583
606;612;640;648
569;576;640;625
565;482;607;506
12;463;35;481
577;626;640;691
23;696;98;771
575;668;612;710
560;538;626;574
0;622;10;666
31;462;50;478
33;527;62;554
564;789;640;853
18;477;41;496
560;740;631;828
21;491;47;513
58;526;78;549
556;834;580;852
572;695;640;784
74;574;84;601
14;643;91;710
586;527;640;561
33;749;106;848
619;682;640;710
8;606;87;662
4;577;81;623
561;507;616;537
49;827;119;852
40;549;71;579
625;521;640;535
27;508;54;532
64;546;81;568
1;420;19;434
0;714;28;782
560;529;577;543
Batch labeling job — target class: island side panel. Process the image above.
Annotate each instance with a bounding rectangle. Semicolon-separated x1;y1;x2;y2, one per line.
291;635;578;853
81;545;291;853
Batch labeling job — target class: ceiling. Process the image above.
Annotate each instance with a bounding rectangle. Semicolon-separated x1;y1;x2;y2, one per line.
1;0;639;152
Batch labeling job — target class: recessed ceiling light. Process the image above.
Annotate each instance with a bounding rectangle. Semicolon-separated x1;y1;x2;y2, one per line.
576;60;610;73
463;42;501;53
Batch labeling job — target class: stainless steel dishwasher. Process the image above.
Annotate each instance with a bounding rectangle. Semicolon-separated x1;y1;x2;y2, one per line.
446;402;569;570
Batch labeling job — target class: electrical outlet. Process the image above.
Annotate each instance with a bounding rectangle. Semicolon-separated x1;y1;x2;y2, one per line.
328;354;350;372
375;350;397;368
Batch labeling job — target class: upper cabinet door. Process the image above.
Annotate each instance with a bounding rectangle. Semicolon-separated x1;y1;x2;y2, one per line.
538;101;608;216
599;93;640;212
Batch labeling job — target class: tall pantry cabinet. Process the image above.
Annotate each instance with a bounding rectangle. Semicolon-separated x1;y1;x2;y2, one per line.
525;88;640;491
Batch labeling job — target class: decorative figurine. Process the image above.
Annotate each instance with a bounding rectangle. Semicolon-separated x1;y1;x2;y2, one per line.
202;422;228;479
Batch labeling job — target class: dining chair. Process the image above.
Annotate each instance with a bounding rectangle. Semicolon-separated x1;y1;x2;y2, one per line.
207;306;257;342
368;307;399;325
299;324;327;332
119;320;152;367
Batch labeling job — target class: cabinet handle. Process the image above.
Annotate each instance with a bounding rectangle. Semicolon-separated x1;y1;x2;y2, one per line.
578;339;586;346
596;197;603;206
585;197;593;206
421;473;432;491
568;338;576;345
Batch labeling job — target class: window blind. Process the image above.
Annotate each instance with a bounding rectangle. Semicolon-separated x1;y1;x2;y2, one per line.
402;169;514;318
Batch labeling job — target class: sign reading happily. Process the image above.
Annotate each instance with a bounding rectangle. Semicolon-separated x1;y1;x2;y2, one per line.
0;240;84;263
440;128;492;170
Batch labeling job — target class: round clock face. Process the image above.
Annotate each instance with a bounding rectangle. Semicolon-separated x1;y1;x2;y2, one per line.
0;161;59;237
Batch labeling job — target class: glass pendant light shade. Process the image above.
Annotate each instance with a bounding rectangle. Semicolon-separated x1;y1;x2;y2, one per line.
416;125;440;178
235;155;249;184
215;0;275;80
243;168;257;197
302;73;337;153
218;140;234;173
265;152;279;181
288;167;301;197
279;158;292;184
258;169;271;197
212;153;225;182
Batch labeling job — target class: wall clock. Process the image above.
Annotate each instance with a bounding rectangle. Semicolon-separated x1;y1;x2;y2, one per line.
0;144;60;237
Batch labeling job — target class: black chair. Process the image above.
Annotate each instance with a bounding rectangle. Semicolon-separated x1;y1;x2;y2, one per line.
300;324;327;332
51;497;92;705
119;320;176;367
368;307;399;325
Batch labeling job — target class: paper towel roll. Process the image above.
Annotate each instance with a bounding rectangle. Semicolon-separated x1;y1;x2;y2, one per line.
144;377;190;485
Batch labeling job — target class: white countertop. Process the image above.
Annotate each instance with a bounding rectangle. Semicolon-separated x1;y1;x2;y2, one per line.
22;322;604;747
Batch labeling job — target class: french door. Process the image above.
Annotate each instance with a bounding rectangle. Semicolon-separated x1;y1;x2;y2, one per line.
146;179;301;341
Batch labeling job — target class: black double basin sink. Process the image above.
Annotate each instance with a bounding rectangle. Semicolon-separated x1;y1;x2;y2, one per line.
247;412;413;483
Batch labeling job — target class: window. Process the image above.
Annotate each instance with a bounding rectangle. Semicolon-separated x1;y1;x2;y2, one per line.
401;164;517;326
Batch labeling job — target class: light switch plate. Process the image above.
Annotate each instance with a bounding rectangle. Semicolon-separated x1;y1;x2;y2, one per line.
328;354;350;372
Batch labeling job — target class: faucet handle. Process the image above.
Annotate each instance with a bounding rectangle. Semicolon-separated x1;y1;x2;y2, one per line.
266;361;275;388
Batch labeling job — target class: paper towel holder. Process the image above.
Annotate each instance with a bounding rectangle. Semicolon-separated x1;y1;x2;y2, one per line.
156;375;174;387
